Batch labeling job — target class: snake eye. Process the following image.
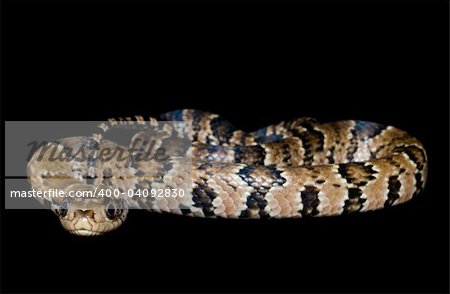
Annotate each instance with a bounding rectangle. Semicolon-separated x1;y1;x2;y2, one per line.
105;199;125;220
58;199;69;217
106;201;116;219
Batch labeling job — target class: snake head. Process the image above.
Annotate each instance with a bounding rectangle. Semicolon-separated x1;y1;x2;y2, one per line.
53;184;128;236
27;137;130;236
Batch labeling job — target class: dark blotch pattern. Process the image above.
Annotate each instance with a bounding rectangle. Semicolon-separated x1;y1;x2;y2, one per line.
234;146;266;165
210;117;237;144
393;145;427;193
238;165;286;218
385;175;401;207
300;185;320;216
280;141;293;164
338;163;376;213
338;163;378;186
190;110;204;143
192;182;218;217
343;187;366;213
393;145;427;171
291;127;325;165
179;204;192;215
243;192;268;217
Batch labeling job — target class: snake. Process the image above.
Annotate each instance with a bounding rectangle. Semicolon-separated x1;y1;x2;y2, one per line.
27;109;428;236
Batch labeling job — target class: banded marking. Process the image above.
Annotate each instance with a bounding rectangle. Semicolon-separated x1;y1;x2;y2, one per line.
300;185;321;216
338;162;378;213
393;145;427;194
238;165;287;218
192;182;218;217
210;116;237;144
385;175;401;207
291;126;325;165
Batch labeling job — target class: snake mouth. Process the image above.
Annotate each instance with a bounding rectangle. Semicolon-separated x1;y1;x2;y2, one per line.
69;229;102;237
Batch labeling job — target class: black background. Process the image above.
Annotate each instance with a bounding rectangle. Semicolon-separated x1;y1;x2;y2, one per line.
1;0;449;293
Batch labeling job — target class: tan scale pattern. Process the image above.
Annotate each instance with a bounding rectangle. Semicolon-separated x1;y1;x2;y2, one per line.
26;109;428;235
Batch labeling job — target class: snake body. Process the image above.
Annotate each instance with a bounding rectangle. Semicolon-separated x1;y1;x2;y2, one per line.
27;109;428;236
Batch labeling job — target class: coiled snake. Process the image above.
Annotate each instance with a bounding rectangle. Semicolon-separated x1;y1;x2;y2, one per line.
27;109;428;236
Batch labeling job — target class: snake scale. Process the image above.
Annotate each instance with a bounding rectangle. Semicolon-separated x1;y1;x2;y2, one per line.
27;109;428;236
